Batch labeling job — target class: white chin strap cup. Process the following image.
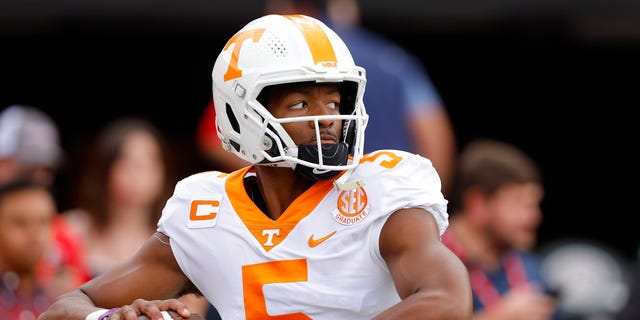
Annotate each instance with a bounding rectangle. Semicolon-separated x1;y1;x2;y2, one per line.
333;169;365;191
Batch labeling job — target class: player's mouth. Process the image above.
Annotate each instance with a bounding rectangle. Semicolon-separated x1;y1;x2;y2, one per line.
306;131;339;145
314;136;338;144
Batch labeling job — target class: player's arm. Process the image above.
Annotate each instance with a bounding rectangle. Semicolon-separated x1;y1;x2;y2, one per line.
38;232;195;320
374;208;472;320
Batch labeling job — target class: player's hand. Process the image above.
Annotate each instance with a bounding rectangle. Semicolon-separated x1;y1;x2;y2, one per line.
104;298;192;320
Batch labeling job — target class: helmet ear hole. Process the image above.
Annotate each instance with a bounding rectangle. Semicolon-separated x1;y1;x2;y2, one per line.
229;140;241;152
225;103;242;152
225;103;240;134
264;124;282;158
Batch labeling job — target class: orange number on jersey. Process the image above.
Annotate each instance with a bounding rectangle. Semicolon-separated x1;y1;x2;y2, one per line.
360;150;402;169
242;259;311;319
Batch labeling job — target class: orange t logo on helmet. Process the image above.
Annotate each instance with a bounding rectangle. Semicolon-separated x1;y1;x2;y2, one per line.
222;15;338;82
223;29;265;81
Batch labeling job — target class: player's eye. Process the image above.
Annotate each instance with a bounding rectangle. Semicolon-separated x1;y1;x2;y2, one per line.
289;101;305;110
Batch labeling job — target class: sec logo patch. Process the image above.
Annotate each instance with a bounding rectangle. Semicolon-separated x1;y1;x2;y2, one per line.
333;187;370;225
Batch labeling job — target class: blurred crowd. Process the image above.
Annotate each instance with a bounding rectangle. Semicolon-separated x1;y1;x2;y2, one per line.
0;105;211;319
1;1;637;320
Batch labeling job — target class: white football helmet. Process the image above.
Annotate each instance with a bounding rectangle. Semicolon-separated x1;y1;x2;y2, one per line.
211;14;368;186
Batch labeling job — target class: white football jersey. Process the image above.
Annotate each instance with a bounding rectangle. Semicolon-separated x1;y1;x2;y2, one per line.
158;149;448;319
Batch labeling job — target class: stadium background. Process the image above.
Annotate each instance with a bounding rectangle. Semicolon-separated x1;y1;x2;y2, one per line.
1;1;637;262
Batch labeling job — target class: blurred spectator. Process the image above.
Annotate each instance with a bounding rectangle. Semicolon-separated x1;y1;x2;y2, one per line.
0;105;89;296
0;180;59;319
197;0;458;195
0;105;63;187
442;138;563;320
62;117;173;276
61;116;209;314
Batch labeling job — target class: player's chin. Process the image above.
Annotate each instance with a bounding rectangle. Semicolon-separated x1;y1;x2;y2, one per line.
137;310;204;320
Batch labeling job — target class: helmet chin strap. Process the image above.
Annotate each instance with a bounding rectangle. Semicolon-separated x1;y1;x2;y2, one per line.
333;169;365;191
292;143;365;191
293;143;348;181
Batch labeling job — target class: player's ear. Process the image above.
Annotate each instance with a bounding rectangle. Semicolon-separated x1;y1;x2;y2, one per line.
464;186;491;223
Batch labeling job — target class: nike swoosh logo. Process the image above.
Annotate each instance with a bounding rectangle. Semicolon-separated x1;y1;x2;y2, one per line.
308;231;337;248
312;168;331;174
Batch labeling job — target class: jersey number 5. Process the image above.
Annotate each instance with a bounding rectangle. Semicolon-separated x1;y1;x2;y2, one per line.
242;259;311;319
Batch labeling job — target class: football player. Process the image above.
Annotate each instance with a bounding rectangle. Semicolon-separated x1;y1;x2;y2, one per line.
39;14;471;320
